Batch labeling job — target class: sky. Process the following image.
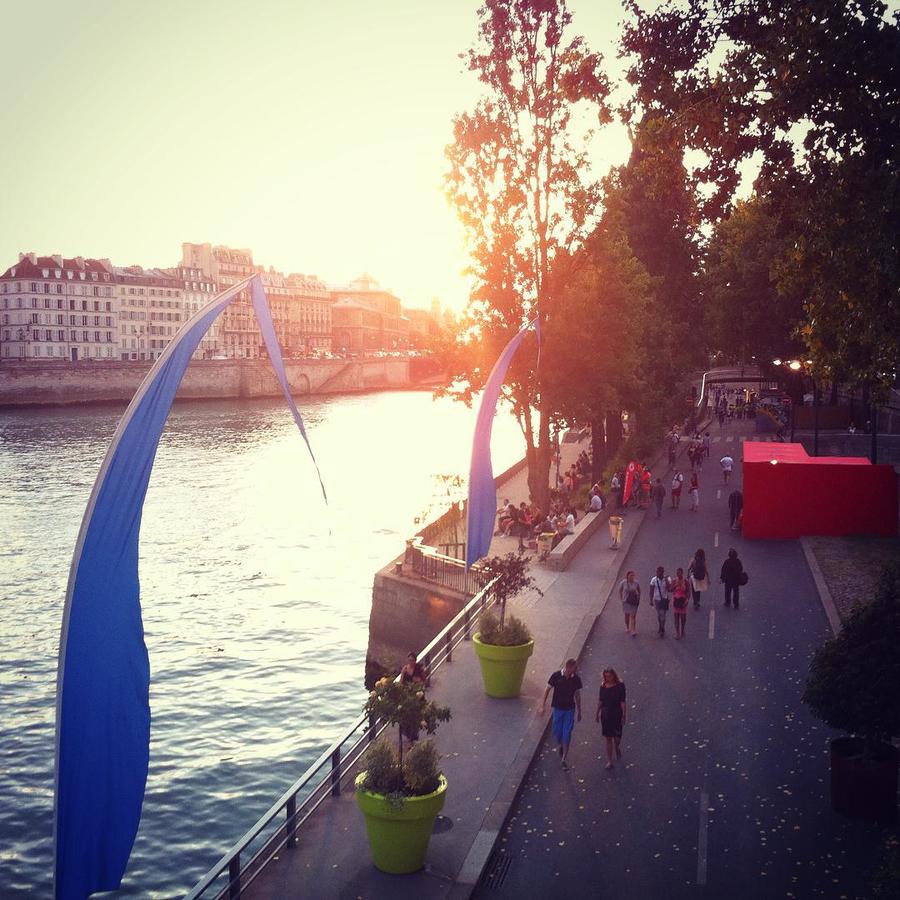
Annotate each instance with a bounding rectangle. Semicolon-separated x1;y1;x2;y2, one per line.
0;0;632;312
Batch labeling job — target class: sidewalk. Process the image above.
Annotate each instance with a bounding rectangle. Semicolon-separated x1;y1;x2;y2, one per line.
244;461;650;898
472;420;883;899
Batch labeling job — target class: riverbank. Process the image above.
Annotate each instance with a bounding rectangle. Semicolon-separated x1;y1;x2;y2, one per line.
0;357;425;407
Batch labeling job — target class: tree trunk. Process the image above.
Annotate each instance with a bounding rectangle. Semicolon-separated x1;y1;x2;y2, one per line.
606;409;623;457
526;406;553;514
590;410;606;484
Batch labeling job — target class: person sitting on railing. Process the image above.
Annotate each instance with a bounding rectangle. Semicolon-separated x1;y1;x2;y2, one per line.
399;652;428;746
502;503;520;537
533;510;554;538
586;487;604;513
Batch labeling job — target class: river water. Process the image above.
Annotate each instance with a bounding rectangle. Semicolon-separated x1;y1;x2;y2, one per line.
0;391;523;898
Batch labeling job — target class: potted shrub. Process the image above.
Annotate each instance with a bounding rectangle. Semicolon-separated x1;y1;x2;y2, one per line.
472;552;541;698
802;560;900;823
356;677;451;873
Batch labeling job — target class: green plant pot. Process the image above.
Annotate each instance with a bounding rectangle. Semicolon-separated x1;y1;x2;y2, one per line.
355;774;448;873
472;634;535;698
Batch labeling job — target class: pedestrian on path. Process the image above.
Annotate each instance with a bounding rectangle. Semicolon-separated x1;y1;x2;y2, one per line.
652;478;666;518
720;454;734;484
650;566;670;636
619;570;641;637
703;432;711;458
671;568;690;638
609;472;621;512
596;668;627;770
689;471;700;511
688;549;709;610
720;548;745;609
728;489;743;531
671;470;684;509
541;659;583;768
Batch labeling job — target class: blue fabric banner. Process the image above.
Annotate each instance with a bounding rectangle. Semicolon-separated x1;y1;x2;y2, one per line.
54;275;324;898
466;320;535;568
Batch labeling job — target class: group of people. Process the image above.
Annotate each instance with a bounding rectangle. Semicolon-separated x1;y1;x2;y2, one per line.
541;659;627;770
496;497;578;551
618;547;748;637
686;432;711;470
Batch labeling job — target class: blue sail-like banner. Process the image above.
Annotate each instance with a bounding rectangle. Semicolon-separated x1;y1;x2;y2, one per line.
53;274;325;899
465;320;535;568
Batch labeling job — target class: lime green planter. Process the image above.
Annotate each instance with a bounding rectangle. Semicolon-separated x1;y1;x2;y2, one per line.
355;774;448;873
472;634;535;698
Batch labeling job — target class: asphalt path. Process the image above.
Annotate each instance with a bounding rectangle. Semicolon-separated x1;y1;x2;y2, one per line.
474;422;882;899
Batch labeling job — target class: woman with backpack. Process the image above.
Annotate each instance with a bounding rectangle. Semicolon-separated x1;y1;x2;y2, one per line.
688;549;709;611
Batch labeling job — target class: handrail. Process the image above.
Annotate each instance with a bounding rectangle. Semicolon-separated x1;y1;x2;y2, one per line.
405;536;489;596
185;574;501;900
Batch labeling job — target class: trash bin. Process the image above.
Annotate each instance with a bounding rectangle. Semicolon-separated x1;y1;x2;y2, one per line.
537;532;555;559
608;516;624;548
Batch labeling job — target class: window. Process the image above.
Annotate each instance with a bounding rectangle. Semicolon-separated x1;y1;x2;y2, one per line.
43;298;50;308
106;332;112;342
105;302;111;311
56;315;64;325
58;330;65;341
105;316;112;326
69;299;75;309
45;329;52;341
56;285;63;294
82;331;89;342
31;313;39;323
81;301;87;311
82;316;88;326
93;287;99;297
30;282;37;291
94;331;100;342
70;330;76;341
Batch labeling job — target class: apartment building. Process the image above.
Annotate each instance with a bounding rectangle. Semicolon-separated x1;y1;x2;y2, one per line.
331;273;409;352
0;253;117;361
115;266;185;361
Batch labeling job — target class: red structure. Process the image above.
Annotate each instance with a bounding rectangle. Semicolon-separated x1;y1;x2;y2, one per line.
742;442;898;540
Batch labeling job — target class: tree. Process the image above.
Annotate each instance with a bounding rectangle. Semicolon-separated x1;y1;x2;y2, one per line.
621;0;900;392
703;194;805;366
539;201;654;477
445;0;612;511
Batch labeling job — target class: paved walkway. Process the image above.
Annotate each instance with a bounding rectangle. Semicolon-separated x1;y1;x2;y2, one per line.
244;445;648;899
472;421;883;899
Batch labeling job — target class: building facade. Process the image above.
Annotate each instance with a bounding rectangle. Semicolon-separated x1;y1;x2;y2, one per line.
331;274;408;353
1;253;117;361
115;266;185;361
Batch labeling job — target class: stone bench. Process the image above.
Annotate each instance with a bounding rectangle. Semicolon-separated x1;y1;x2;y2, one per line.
545;508;608;570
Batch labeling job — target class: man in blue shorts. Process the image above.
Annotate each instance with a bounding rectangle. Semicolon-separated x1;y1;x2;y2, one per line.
540;658;583;768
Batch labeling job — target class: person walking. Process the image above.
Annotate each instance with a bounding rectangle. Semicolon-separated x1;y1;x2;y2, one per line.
671;470;684;509
609;471;621;512
703;431;711;458
689;471;700;511
596;668;627;770
671;567;690;638
540;658;583;768
720;454;734;484
619;570;641;637
728;489;744;531
720;548;745;609
688;549;709;611
650;566;670;637
652;478;666;518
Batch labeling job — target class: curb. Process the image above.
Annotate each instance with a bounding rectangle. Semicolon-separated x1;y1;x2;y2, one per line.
799;537;842;636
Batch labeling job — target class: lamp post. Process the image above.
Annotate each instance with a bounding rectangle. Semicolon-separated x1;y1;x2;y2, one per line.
813;378;820;456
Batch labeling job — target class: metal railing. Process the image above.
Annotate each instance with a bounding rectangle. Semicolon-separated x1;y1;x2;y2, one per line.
185;575;500;900
404;536;490;596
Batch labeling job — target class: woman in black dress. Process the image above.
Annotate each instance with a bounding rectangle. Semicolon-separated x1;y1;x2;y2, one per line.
595;668;627;770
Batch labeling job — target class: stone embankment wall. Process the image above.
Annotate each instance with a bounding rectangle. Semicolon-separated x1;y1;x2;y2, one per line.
0;358;411;406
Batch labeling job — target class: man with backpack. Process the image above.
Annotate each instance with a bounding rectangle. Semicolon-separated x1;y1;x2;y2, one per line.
720;548;746;609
